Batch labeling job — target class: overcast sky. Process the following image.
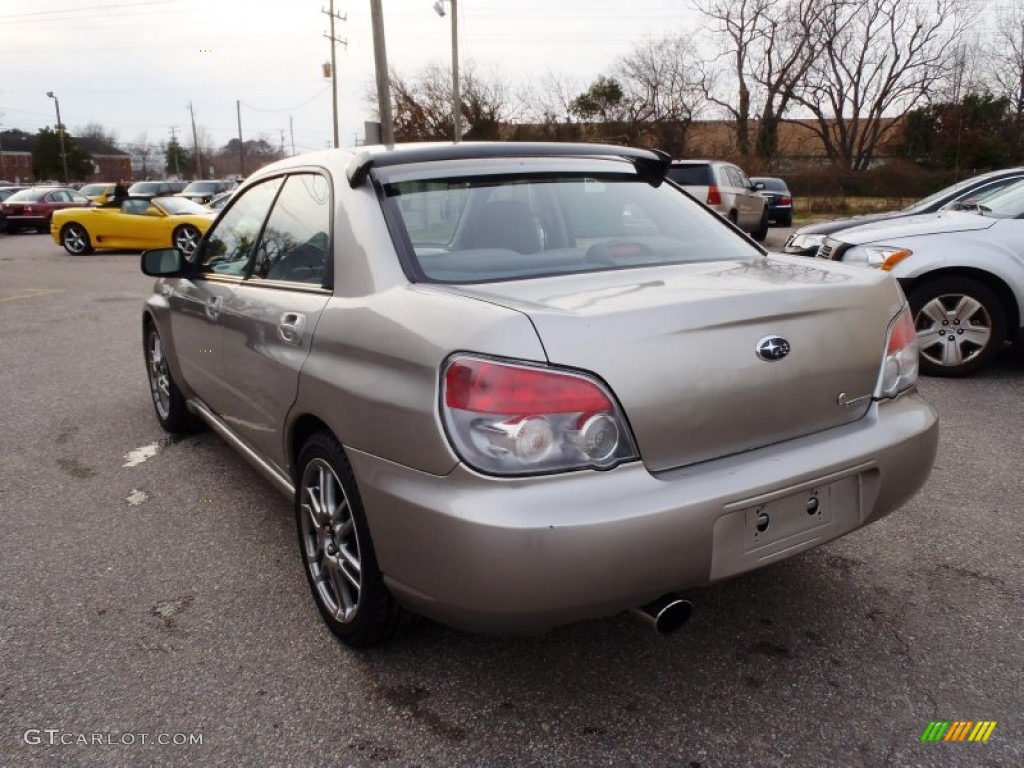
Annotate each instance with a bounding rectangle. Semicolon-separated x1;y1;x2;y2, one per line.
0;0;703;161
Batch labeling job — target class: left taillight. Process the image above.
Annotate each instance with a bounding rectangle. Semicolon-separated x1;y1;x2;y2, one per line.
441;355;638;476
875;305;919;399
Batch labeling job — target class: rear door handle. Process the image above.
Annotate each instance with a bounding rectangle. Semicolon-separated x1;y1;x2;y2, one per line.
278;312;306;346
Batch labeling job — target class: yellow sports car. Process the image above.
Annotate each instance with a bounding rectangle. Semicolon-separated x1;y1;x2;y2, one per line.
51;196;216;256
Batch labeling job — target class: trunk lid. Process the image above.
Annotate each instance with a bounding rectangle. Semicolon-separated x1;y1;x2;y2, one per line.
436;256;904;471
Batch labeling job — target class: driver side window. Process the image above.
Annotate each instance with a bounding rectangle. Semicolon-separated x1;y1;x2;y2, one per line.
199;178;282;275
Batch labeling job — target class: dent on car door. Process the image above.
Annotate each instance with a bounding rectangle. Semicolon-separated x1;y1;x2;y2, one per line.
167;177;283;411
215;172;332;470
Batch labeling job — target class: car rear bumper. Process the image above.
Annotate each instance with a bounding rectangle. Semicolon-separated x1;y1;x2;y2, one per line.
349;392;938;635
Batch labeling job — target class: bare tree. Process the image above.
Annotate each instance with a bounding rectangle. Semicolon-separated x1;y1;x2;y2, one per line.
385;61;514;142
694;0;764;155
615;35;707;155
694;0;821;162
75;122;119;146
791;0;967;170
126;132;155;180
985;1;1024;158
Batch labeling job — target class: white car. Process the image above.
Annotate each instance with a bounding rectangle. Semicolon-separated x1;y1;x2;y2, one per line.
815;181;1024;376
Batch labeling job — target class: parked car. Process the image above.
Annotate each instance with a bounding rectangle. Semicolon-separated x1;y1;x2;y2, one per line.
78;182;117;204
52;196;215;256
784;166;1024;256
815;178;1024;376
206;190;234;211
667;159;769;241
177;179;237;205
0;185;29;233
751;176;794;227
0;186;92;233
139;142;937;647
127;180;187;199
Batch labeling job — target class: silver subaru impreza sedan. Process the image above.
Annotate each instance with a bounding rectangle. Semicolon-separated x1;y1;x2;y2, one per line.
140;142;937;647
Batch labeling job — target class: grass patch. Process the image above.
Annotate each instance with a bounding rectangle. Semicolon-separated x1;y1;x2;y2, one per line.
795;195;914;223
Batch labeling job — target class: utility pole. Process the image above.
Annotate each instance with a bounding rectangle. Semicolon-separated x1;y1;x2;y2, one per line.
369;0;395;145
236;100;245;176
169;127;180;177
188;101;202;179
323;1;347;148
289;115;296;156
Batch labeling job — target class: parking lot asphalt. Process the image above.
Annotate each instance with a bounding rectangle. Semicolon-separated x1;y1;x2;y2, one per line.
1;228;1021;767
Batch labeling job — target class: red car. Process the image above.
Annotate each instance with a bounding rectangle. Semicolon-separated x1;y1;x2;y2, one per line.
0;186;92;233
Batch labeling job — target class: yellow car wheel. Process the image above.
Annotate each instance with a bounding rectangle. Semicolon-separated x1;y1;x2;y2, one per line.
61;223;93;255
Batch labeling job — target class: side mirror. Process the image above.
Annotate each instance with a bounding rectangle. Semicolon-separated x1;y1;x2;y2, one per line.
141;247;188;276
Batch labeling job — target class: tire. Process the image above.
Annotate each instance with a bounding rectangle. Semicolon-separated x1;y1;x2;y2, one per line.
907;276;1008;377
61;223;93;255
172;224;202;256
751;208;769;242
144;324;198;433
295;431;414;648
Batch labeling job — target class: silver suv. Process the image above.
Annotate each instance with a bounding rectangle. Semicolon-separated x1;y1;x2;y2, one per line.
668;160;769;241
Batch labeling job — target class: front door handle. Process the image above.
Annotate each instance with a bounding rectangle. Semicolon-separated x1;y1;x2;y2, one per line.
278;312;306;346
204;295;223;320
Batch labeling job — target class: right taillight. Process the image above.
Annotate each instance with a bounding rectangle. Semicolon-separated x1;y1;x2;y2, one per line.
706;185;722;206
441;355;638;476
875;305;919;399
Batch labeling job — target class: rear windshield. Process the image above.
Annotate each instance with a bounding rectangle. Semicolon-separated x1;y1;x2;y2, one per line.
380;170;758;283
667;165;711;186
754;178;787;192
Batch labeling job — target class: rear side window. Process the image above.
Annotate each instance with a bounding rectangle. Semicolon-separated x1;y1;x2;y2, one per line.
667;165;711;186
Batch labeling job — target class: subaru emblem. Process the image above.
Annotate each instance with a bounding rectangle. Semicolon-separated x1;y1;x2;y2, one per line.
756;335;790;361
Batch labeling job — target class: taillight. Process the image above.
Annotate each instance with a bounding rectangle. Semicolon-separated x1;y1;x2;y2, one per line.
780;196;792;205
441;356;638;475
706;185;722;206
875;305;919;399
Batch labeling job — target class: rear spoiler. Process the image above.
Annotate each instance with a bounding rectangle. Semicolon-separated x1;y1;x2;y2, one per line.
346;142;672;189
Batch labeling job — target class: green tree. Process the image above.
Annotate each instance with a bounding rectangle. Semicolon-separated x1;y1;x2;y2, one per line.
164;136;189;177
31;127;92;181
569;77;627;122
896;92;1013;170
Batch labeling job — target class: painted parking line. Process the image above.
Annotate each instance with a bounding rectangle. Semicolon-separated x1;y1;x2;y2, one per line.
0;288;65;303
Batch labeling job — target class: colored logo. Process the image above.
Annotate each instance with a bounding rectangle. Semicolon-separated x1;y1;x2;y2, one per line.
920;721;997;742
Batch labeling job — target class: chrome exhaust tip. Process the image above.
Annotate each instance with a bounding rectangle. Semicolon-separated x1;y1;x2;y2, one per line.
630;594;693;634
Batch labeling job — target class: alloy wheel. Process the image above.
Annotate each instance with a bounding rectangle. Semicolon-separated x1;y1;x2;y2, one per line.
915;293;993;369
147;331;172;420
299;458;362;623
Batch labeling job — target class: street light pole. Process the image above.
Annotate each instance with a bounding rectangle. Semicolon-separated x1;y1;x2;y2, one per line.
369;0;395;145
45;91;69;183
434;0;461;142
